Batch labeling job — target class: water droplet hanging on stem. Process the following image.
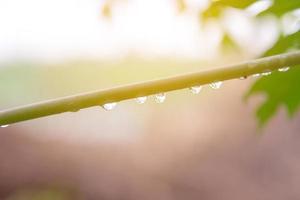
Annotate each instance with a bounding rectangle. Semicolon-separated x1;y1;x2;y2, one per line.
262;71;272;76
209;81;223;89
155;93;166;103
102;102;117;111
252;73;261;78
190;86;202;94
136;96;147;104
278;67;290;72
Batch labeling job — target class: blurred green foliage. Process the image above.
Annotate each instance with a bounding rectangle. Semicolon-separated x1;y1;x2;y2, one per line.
264;31;300;56
176;0;187;13
220;32;240;53
259;0;300;17
5;188;72;200
246;66;300;126
201;0;255;20
201;0;300;125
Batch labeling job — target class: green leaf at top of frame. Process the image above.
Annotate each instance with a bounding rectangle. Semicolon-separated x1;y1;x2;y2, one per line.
259;0;300;17
200;0;256;21
201;0;300;23
264;31;300;56
212;0;257;9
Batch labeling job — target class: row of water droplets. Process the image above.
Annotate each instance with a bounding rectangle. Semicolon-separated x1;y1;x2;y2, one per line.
0;65;291;127
189;66;289;94
101;81;223;111
250;66;290;78
101;93;166;111
101;65;290;111
190;81;223;94
248;54;290;78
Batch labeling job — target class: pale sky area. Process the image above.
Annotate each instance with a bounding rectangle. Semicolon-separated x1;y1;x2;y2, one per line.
0;0;283;62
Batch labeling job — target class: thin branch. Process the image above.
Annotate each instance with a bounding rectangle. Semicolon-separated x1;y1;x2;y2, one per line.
1;51;300;125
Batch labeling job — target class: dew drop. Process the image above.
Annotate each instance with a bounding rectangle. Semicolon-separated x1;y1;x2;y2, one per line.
1;125;9;128
278;67;290;72
136;96;147;104
239;76;248;80
102;102;117;111
262;71;272;76
209;81;223;89
190;86;202;94
252;73;261;78
155;93;166;103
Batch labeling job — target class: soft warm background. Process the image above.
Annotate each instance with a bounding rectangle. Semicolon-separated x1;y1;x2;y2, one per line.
0;0;300;199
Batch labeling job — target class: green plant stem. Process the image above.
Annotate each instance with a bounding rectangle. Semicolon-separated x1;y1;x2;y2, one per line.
1;51;300;125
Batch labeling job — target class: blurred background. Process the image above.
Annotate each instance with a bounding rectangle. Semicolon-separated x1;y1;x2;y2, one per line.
0;0;300;199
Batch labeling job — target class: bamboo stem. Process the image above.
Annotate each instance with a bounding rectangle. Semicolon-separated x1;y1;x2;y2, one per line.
1;51;300;125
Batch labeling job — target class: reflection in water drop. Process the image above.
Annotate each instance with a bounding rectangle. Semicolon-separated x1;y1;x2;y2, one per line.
1;125;9;128
252;73;261;78
262;71;272;76
136;96;147;104
239;76;248;80
190;86;202;94
278;67;290;72
155;93;166;103
209;81;223;89
102;102;117;111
